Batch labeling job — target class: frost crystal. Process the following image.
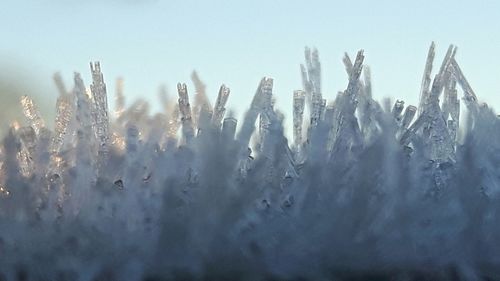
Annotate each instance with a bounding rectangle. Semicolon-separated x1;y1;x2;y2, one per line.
1;44;500;280
211;84;230;128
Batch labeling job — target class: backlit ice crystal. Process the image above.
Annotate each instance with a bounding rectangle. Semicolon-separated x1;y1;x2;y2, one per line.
1;44;500;280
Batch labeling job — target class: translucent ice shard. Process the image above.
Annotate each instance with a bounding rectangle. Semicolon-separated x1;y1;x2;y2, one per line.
72;72;97;202
399;112;430;146
73;73;91;120
418;42;435;116
401;105;417;130
345;50;365;112
235;77;273;178
356;66;383;143
301;47;323;130
423;45;457;163
308;92;325;131
363;65;372;98
48;95;73;177
309;48;322;94
442;75;460;143
300;64;312;102
177;83;195;144
258;78;274;146
191;71;212;127
20;95;46;136
292;90;305;148
450;58;478;110
89;62;110;168
52;96;73;153
401;44;457;163
327;50;364;159
343;52;354;76
211;84;230;128
237;77;272;149
430;44;457;98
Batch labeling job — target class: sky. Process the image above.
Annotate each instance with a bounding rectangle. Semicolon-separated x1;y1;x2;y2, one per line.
1;0;499;134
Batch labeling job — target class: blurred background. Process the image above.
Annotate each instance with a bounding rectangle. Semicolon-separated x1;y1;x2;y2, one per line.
1;0;499;135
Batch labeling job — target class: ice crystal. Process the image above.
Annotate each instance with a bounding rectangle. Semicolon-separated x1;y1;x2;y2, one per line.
0;43;499;280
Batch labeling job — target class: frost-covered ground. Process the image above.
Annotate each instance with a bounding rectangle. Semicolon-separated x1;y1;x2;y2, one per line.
1;43;499;280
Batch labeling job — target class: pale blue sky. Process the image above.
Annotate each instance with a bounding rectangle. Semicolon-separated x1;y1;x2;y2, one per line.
1;0;499;132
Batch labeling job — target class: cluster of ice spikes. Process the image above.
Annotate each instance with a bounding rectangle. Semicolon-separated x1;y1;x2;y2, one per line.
1;43;500;280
